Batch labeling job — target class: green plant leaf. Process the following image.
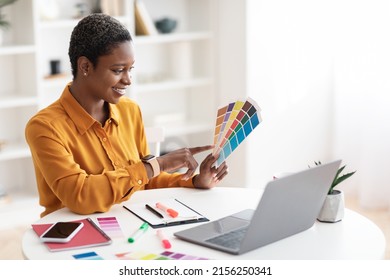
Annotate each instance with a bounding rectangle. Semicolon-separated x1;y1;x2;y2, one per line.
312;161;356;194
329;169;356;194
0;0;18;9
330;165;345;187
0;0;17;29
0;18;10;29
333;171;356;187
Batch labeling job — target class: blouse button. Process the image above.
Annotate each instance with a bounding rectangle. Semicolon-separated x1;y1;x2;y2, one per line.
102;137;107;141
137;179;143;185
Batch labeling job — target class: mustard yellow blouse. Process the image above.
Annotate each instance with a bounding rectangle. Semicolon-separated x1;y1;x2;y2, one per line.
25;85;193;217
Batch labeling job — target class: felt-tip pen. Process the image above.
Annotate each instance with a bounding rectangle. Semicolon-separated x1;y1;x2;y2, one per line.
128;222;149;243
157;229;172;249
156;202;179;218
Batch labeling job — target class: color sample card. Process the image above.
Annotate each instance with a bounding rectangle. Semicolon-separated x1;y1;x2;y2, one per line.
115;251;209;260
213;97;262;167
161;251;209;260
97;217;124;238
73;251;104;260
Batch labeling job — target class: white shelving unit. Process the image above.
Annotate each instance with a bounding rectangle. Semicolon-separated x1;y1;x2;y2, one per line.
0;0;217;225
0;0;37;193
132;0;216;153
0;0;39;226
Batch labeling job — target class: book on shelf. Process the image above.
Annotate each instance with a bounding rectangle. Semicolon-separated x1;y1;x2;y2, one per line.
134;0;158;36
100;0;121;16
32;218;112;252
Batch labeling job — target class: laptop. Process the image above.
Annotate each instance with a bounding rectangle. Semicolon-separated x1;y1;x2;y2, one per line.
174;160;341;255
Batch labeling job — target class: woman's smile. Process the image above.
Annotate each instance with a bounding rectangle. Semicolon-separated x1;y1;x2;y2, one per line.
112;86;128;96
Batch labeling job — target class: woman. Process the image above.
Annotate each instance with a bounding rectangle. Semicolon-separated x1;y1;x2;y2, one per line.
25;14;227;218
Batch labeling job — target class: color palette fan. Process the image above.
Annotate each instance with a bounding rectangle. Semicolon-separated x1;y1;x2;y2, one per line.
213;97;262;167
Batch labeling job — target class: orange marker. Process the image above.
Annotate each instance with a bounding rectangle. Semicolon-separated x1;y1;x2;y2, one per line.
156;202;178;218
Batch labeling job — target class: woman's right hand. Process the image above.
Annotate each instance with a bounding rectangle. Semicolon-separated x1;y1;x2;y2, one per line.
157;145;214;180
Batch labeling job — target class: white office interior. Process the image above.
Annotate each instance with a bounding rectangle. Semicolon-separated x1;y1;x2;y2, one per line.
0;0;389;242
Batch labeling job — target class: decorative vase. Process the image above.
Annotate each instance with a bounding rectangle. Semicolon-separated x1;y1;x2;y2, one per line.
155;18;177;34
317;190;344;223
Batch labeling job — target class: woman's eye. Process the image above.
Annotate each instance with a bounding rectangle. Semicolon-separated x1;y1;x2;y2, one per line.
113;67;133;74
113;69;123;74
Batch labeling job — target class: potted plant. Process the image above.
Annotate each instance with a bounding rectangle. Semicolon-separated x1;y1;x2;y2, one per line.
0;0;18;44
314;161;356;223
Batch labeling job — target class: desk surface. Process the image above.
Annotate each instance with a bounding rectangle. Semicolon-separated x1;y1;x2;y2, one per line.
22;187;386;260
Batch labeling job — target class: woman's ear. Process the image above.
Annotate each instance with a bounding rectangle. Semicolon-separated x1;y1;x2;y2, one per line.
77;56;91;77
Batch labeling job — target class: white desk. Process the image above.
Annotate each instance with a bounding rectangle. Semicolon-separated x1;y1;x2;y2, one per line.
22;187;386;260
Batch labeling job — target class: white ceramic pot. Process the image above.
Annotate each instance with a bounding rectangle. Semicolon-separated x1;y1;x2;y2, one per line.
317;190;344;223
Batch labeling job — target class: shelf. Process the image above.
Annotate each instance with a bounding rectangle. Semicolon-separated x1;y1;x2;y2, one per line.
38;16;131;29
0;45;36;56
0;96;39;109
42;74;73;88
38;18;79;29
0;143;31;161
136;77;212;93
134;31;213;45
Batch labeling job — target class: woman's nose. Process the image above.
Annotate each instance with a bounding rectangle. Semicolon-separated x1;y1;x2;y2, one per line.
122;72;132;85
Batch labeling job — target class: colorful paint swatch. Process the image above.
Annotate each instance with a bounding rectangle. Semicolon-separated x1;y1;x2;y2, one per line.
214;100;245;149
73;251;104;260
213;101;235;145
115;251;210;260
213;97;262;167
161;251;209;260
97;217;124;238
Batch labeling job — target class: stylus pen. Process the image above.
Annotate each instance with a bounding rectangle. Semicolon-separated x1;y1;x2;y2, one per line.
145;204;164;218
128;222;149;243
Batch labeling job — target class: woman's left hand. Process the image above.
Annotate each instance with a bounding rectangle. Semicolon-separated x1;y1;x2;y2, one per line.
193;153;228;189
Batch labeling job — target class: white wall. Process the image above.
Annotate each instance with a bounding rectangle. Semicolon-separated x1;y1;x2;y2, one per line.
331;0;390;209
215;0;249;188
218;0;390;210
246;0;334;189
218;0;333;189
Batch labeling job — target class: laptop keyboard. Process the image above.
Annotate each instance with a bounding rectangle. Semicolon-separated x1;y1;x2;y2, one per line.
205;226;248;250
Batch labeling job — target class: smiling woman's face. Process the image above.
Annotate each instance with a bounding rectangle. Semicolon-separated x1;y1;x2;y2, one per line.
84;41;135;105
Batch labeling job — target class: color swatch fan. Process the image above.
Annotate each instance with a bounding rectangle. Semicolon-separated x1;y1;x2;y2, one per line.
213;97;262;167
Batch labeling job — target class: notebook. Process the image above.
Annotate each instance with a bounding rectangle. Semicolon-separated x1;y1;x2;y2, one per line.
174;160;341;255
123;198;209;228
32;218;112;252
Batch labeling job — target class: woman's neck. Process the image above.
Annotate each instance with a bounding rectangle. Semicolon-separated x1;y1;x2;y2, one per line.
69;82;109;125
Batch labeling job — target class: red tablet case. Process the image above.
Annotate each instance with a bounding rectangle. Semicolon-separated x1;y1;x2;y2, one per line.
32;218;112;252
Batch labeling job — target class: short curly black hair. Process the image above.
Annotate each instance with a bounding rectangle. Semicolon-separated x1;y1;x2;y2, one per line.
68;13;132;78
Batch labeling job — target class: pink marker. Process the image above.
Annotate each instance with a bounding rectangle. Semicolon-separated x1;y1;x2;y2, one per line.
157;229;172;249
155;202;179;218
